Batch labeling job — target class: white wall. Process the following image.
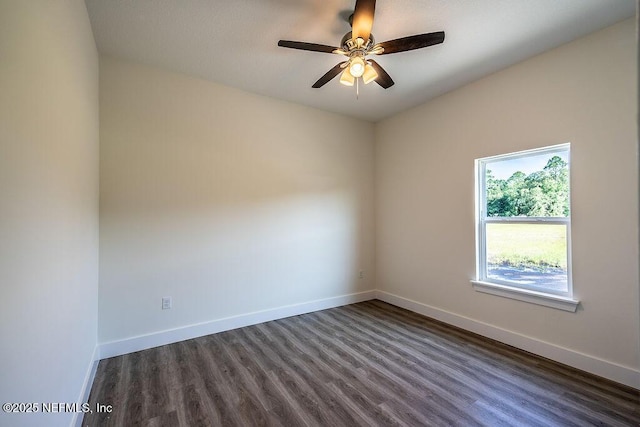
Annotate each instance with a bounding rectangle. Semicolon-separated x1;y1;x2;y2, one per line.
99;57;375;344
375;18;639;385
0;1;100;426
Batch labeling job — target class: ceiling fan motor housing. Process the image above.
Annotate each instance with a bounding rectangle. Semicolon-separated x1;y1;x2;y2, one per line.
341;31;376;52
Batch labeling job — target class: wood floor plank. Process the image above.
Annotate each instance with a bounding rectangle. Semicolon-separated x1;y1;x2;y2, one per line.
84;301;640;426
307;310;482;426
253;322;366;426
281;314;448;426
222;332;308;426
241;325;345;426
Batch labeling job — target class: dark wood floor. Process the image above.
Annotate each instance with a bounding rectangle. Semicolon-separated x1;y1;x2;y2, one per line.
84;300;640;426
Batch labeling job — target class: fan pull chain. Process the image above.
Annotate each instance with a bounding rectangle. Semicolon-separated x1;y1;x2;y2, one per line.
356;77;359;99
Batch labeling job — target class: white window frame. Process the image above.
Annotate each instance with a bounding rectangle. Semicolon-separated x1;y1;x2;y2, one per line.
471;144;579;312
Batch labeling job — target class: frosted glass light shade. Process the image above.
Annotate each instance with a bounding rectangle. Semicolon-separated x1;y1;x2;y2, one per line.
349;57;365;78
339;68;355;86
362;63;378;84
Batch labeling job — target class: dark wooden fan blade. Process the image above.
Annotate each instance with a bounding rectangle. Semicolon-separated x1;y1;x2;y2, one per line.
378;31;445;55
277;40;339;54
368;59;394;89
352;0;376;43
312;63;346;88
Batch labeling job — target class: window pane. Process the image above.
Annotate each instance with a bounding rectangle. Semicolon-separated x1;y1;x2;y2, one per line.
485;151;569;217
486;223;568;293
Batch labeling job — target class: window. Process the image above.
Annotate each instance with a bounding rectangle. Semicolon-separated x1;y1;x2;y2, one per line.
473;144;578;312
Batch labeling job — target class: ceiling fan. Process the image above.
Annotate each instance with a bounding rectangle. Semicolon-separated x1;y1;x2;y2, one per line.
277;0;445;90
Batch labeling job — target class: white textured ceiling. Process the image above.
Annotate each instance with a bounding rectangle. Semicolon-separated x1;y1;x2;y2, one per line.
85;0;636;122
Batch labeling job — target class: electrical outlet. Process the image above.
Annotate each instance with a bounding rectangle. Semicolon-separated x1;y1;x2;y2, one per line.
359;270;364;279
162;297;172;310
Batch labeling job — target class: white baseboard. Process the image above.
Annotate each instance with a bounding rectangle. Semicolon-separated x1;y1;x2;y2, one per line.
99;290;376;359
71;344;100;427
95;289;639;390
375;290;640;389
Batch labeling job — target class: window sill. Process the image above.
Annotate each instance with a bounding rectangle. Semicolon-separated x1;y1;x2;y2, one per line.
471;280;580;312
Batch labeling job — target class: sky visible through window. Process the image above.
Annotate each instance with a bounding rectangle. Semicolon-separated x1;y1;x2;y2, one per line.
488;151;569;180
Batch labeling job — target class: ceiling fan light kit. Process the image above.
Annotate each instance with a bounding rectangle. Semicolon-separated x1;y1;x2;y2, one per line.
277;0;445;92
